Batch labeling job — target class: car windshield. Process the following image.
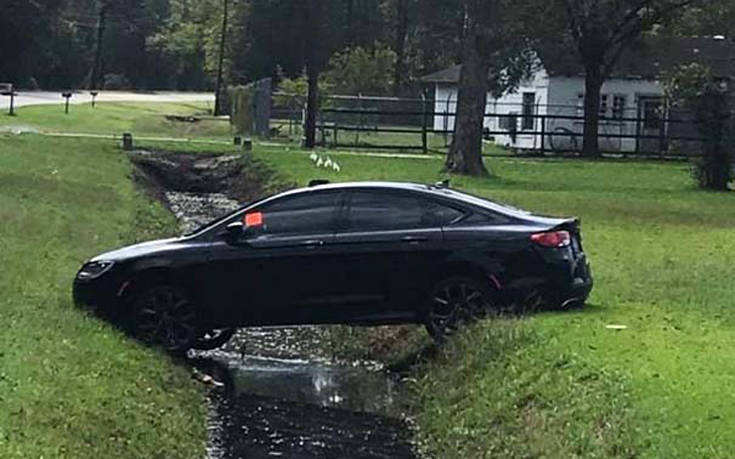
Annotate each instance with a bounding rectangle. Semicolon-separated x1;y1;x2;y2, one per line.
183;204;247;237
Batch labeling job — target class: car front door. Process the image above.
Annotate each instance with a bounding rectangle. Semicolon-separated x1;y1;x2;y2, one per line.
328;190;453;323
204;190;345;326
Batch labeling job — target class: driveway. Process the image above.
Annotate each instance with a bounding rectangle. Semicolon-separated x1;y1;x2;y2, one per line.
0;91;214;109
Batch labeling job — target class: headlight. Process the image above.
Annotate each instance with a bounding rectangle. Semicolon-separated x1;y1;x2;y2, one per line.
76;261;115;280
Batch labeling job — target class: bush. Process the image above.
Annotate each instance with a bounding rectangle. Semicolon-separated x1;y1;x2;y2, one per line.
323;43;396;96
666;64;733;190
103;73;132;90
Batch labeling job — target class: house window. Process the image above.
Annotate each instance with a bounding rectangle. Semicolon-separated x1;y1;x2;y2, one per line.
600;94;609;118
577;93;584;117
498;113;517;131
612;95;626;120
522;93;535;130
577;93;617;119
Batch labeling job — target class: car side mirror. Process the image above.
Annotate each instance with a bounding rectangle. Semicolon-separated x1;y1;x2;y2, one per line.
222;221;244;243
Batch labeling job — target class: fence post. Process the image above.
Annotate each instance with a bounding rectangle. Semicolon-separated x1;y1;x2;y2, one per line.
122;133;133;151
540;114;546;153
422;89;429;154
8;92;15;116
356;93;362;146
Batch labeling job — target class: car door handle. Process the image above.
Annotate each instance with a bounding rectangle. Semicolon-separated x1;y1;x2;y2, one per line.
300;239;325;247
401;235;429;243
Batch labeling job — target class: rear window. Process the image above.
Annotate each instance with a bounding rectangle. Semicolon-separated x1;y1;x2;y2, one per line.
347;191;424;230
436;189;530;217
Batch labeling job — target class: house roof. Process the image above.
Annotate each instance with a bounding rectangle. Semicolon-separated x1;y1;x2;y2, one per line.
421;65;464;83
421;36;735;83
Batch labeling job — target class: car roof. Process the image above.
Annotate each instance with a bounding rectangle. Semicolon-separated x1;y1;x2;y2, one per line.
306;181;431;192
281;181;524;215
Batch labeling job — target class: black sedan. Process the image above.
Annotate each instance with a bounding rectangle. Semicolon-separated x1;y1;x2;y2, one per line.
73;181;592;352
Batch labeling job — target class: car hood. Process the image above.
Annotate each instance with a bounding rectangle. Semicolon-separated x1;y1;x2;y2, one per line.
90;237;188;262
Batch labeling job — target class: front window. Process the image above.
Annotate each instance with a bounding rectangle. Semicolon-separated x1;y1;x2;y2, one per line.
254;191;340;236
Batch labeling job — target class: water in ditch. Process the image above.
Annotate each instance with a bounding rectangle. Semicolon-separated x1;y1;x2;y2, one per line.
132;152;418;459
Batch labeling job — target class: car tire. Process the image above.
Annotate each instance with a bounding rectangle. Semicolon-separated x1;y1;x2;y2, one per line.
424;275;496;343
130;284;199;354
193;328;237;351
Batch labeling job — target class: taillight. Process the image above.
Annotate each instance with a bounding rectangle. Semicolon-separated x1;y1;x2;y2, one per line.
531;230;571;248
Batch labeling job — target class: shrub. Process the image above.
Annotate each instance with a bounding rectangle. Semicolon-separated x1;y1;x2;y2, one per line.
666;64;733;190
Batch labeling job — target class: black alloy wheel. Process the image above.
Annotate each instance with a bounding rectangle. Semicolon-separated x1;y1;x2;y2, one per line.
132;285;199;353
193;328;237;351
425;276;495;343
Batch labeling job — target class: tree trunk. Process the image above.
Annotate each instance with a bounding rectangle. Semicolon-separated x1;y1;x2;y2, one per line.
393;0;409;94
90;4;107;90
304;66;319;148
303;0;322;149
582;63;603;157
213;0;229;116
445;35;489;176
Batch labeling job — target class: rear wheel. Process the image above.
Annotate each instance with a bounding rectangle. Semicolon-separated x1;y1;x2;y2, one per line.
424;276;495;343
131;284;199;354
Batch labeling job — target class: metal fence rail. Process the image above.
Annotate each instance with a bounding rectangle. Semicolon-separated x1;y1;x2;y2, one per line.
270;94;714;158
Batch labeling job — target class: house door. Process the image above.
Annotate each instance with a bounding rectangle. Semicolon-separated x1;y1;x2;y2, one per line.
637;96;666;154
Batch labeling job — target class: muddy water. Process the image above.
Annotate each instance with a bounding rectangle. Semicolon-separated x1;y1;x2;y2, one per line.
132;152;418;459
194;328;416;458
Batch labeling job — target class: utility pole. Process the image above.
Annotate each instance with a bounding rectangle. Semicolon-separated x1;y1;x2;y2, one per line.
91;2;108;90
213;0;229;116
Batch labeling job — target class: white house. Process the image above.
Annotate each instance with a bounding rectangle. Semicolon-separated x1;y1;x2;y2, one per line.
422;36;735;153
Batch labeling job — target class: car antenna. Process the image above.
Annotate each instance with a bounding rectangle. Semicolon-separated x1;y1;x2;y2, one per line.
308;179;330;187
434;179;450;188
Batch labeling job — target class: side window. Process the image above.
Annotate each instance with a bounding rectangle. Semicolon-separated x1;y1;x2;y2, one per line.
254;192;339;236
347;191;425;231
426;201;465;225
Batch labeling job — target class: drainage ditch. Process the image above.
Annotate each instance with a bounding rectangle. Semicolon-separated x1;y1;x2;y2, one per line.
130;150;418;459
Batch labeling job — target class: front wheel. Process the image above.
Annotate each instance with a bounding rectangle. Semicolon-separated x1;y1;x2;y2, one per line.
131;284;199;354
193;328;237;351
424;276;495;343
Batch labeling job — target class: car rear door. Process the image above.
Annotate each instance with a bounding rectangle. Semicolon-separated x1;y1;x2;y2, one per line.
204;190;345;326
328;189;448;323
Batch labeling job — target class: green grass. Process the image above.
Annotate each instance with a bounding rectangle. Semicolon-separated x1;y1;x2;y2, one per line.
5;101;735;457
0;134;206;458
250;146;735;457
1;101;232;140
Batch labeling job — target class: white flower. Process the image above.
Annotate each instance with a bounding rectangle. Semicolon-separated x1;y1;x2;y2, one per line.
332;162;341;172
324;158;333;168
316;157;323;167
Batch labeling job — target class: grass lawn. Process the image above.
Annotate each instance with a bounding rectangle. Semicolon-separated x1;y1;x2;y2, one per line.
0;101;231;140
252;146;735;457
4;102;735;457
0;134;206;458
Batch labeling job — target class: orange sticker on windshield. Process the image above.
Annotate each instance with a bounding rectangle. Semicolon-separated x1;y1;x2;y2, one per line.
244;212;263;227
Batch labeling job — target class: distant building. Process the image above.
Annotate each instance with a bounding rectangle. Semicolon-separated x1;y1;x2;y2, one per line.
421;36;735;153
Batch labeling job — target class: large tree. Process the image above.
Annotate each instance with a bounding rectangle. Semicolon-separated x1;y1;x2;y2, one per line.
552;0;700;157
302;0;329;148
445;0;533;176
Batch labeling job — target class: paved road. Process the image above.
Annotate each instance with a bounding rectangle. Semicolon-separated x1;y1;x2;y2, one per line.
0;91;214;109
